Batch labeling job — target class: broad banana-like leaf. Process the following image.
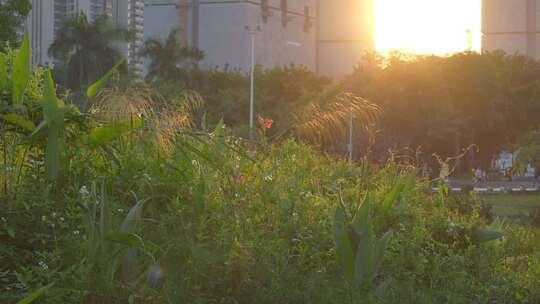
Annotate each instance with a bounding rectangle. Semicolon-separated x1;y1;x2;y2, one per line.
333;205;355;282
88;117;144;147
0;55;7;91
373;230;393;275
107;232;159;253
354;223;375;285
1;114;36;131
352;193;372;235
473;228;506;244
12;32;30;105
86;59;125;98
41;69;65;179
16;283;54;304
381;178;407;213
120;200;145;233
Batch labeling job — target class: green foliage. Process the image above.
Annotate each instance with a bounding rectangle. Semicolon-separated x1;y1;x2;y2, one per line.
49;13;131;91
88;117;144;147
1;113;35;131
16;283;54;304
32;70;66;179
87;59;125;98
516;128;540;174
141;29;203;82
2;42;540;304
0;0;32;49
12;32;30;105
345;51;540;169
0;54;7;90
333;193;394;288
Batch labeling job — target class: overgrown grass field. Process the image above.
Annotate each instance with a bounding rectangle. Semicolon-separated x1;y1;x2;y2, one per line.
2;34;540;304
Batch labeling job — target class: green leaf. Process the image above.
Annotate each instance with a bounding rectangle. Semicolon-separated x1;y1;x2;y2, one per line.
352;193;371;235
473;228;506;244
16;283;54;304
381;177;407;213
354;222;375;285
333;205;355;282
374;230;393;274
41;69;65;179
1;114;36;131
45;125;60;179
31;120;48;137
12;32;31;104
0;55;7;91
107;232;159;253
99;179;109;242
120;200;145;233
86;59;125;98
88;117;144;147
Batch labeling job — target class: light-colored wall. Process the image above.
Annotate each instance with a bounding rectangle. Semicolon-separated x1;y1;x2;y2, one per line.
482;0;527;33
317;0;374;78
482;34;528;55
482;0;540;58
197;0;316;72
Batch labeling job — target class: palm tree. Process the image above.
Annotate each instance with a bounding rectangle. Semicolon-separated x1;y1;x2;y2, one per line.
49;12;131;91
141;29;204;82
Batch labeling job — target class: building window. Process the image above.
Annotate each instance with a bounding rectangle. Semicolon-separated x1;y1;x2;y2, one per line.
261;0;270;23
281;0;288;27
303;5;312;33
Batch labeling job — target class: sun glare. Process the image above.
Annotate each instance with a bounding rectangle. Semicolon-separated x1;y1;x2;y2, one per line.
375;0;481;55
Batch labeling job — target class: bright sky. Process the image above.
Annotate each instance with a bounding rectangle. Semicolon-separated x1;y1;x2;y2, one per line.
375;0;482;55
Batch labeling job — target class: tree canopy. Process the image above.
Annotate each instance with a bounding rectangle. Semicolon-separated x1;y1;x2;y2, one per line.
343;51;540;170
49;13;131;91
0;0;31;49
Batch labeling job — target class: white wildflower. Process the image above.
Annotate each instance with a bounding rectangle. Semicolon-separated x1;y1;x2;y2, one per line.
41;215;46;222
73;230;80;235
264;175;273;181
52;212;56;217
59;217;65;222
38;261;48;271
117;208;124;213
191;159;199;166
79;185;89;196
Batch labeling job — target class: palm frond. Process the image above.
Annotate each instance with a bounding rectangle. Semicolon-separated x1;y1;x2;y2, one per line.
294;92;381;144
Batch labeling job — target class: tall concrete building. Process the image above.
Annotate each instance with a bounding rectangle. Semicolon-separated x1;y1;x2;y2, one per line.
25;0;373;78
317;0;374;77
143;0;373;78
145;0;318;71
25;0;144;76
26;0;94;66
109;0;145;75
482;0;540;59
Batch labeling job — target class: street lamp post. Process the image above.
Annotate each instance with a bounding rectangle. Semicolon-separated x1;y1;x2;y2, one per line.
348;112;354;166
245;26;260;148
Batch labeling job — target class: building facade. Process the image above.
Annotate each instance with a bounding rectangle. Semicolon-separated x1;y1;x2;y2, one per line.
482;0;540;59
25;0;144;76
317;0;374;77
24;0;373;78
144;0;318;72
144;0;373;78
